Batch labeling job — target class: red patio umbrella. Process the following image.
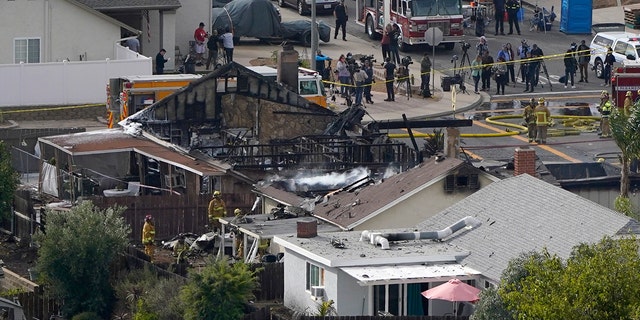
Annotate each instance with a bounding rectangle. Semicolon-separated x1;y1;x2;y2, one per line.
421;278;481;316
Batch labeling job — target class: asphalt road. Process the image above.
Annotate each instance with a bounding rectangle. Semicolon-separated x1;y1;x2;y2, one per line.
270;2;621;165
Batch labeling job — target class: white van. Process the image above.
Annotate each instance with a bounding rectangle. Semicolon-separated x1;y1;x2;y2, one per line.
589;31;640;78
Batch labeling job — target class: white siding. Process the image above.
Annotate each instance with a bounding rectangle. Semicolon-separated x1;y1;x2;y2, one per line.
0;0;122;64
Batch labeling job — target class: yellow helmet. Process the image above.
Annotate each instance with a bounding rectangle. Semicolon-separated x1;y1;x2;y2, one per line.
601;90;609;97
234;208;242;215
637;89;640;95
213;190;221;197
627;91;633;97
538;97;545;103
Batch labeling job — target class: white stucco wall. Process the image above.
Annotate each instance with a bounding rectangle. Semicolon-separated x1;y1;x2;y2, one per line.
335;268;370;315
0;0;121;64
175;0;213;59
354;173;497;230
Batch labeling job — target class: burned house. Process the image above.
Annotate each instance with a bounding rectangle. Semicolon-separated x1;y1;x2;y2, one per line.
35;49;419;241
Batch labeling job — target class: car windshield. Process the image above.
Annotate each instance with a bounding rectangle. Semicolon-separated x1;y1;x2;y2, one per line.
412;0;461;16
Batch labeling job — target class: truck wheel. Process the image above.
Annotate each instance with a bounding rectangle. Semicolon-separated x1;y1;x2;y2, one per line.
443;43;455;50
594;59;604;79
366;15;380;40
298;1;308;15
398;36;411;52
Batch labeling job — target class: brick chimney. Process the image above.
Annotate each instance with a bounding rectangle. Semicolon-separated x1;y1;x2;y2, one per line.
514;147;536;176
297;219;317;238
277;43;299;93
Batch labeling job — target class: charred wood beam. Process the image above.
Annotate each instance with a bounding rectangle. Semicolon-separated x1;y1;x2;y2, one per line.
402;114;422;164
370;119;473;130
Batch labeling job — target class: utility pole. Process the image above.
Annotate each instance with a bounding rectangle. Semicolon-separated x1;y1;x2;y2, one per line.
311;0;318;71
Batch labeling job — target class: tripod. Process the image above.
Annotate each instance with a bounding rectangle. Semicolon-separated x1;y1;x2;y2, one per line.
537;59;553;91
451;56;469;94
458;44;472;79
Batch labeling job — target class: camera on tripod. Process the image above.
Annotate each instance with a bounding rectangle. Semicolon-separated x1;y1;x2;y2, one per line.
359;54;376;63
451;54;459;63
401;56;413;67
460;41;471;51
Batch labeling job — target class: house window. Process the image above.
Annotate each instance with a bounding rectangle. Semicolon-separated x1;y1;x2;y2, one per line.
306;262;324;290
14;38;40;63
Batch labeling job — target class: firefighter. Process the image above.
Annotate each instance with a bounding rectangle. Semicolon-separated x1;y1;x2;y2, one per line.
624;91;633;116
173;236;189;264
523;98;537;143
208;191;227;233
599;91;613;138
635;89;640;106
142;214;156;260
534;97;551;144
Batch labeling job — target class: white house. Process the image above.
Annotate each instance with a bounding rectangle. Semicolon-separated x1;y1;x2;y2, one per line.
0;0;140;64
273;174;639;316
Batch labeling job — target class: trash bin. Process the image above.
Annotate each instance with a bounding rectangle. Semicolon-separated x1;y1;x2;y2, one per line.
441;76;453;92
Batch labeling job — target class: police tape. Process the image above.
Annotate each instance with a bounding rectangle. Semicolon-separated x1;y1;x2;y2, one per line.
0;103;104;114
321;49;589;88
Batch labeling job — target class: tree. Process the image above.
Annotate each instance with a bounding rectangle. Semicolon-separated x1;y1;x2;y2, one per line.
610;105;640;218
34;201;130;318
180;258;259;320
499;236;640;319
0;141;19;222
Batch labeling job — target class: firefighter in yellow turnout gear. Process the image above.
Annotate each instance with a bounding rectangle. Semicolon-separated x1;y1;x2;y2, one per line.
523;98;537;143
599;91;613;138
208;191;227;233
534;97;551;144
142;214;156;260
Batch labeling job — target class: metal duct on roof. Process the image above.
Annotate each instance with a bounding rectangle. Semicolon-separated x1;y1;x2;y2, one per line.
359;216;482;250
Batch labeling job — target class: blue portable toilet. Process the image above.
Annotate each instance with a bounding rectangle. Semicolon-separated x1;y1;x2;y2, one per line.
560;0;592;34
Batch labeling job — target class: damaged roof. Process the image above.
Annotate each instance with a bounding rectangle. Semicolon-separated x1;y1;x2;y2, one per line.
416;174;640;282
273;226;471;268
39;129;226;176
312;157;474;230
220;214;341;240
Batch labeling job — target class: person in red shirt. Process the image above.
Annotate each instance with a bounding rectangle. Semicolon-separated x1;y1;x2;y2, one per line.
194;22;209;66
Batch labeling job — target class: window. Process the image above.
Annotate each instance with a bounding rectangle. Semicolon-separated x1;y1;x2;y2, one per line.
14;38;40;63
306;262;324;290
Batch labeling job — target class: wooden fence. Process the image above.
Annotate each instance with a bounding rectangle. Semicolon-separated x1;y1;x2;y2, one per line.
15;286;62;320
90;193;256;242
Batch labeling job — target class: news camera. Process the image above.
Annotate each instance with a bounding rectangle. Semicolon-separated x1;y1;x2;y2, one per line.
359;54;377;63
401;56;413;67
460;40;471;52
451;55;459;63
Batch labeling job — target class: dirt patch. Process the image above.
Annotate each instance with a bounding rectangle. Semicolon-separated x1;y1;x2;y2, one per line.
0;235;38;279
249;57;277;67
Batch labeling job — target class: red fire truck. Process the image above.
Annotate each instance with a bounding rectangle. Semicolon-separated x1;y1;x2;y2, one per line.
358;0;464;51
611;62;640;107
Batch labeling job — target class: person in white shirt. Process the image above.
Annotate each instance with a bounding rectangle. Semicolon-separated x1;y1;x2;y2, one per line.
220;27;234;64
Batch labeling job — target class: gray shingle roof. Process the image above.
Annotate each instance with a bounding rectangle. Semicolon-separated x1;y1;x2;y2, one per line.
74;0;181;11
416;174;638;281
312;157;469;229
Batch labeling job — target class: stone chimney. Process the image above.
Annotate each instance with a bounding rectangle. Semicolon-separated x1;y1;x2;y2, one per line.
444;127;460;159
514;147;536;176
277;43;299;93
297;218;317;238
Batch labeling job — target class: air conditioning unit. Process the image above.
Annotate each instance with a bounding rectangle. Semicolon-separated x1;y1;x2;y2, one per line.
310;286;325;298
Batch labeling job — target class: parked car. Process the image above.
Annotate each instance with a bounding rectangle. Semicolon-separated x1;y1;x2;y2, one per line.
277;0;339;16
212;0;331;46
589;24;640;78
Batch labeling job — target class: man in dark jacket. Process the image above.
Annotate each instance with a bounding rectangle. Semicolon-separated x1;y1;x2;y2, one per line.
577;40;590;83
506;0;521;35
205;30;219;70
334;0;348;41
493;0;505;35
155;49;168;75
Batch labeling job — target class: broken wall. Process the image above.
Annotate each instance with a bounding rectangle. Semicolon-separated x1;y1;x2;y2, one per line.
222;95;335;142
